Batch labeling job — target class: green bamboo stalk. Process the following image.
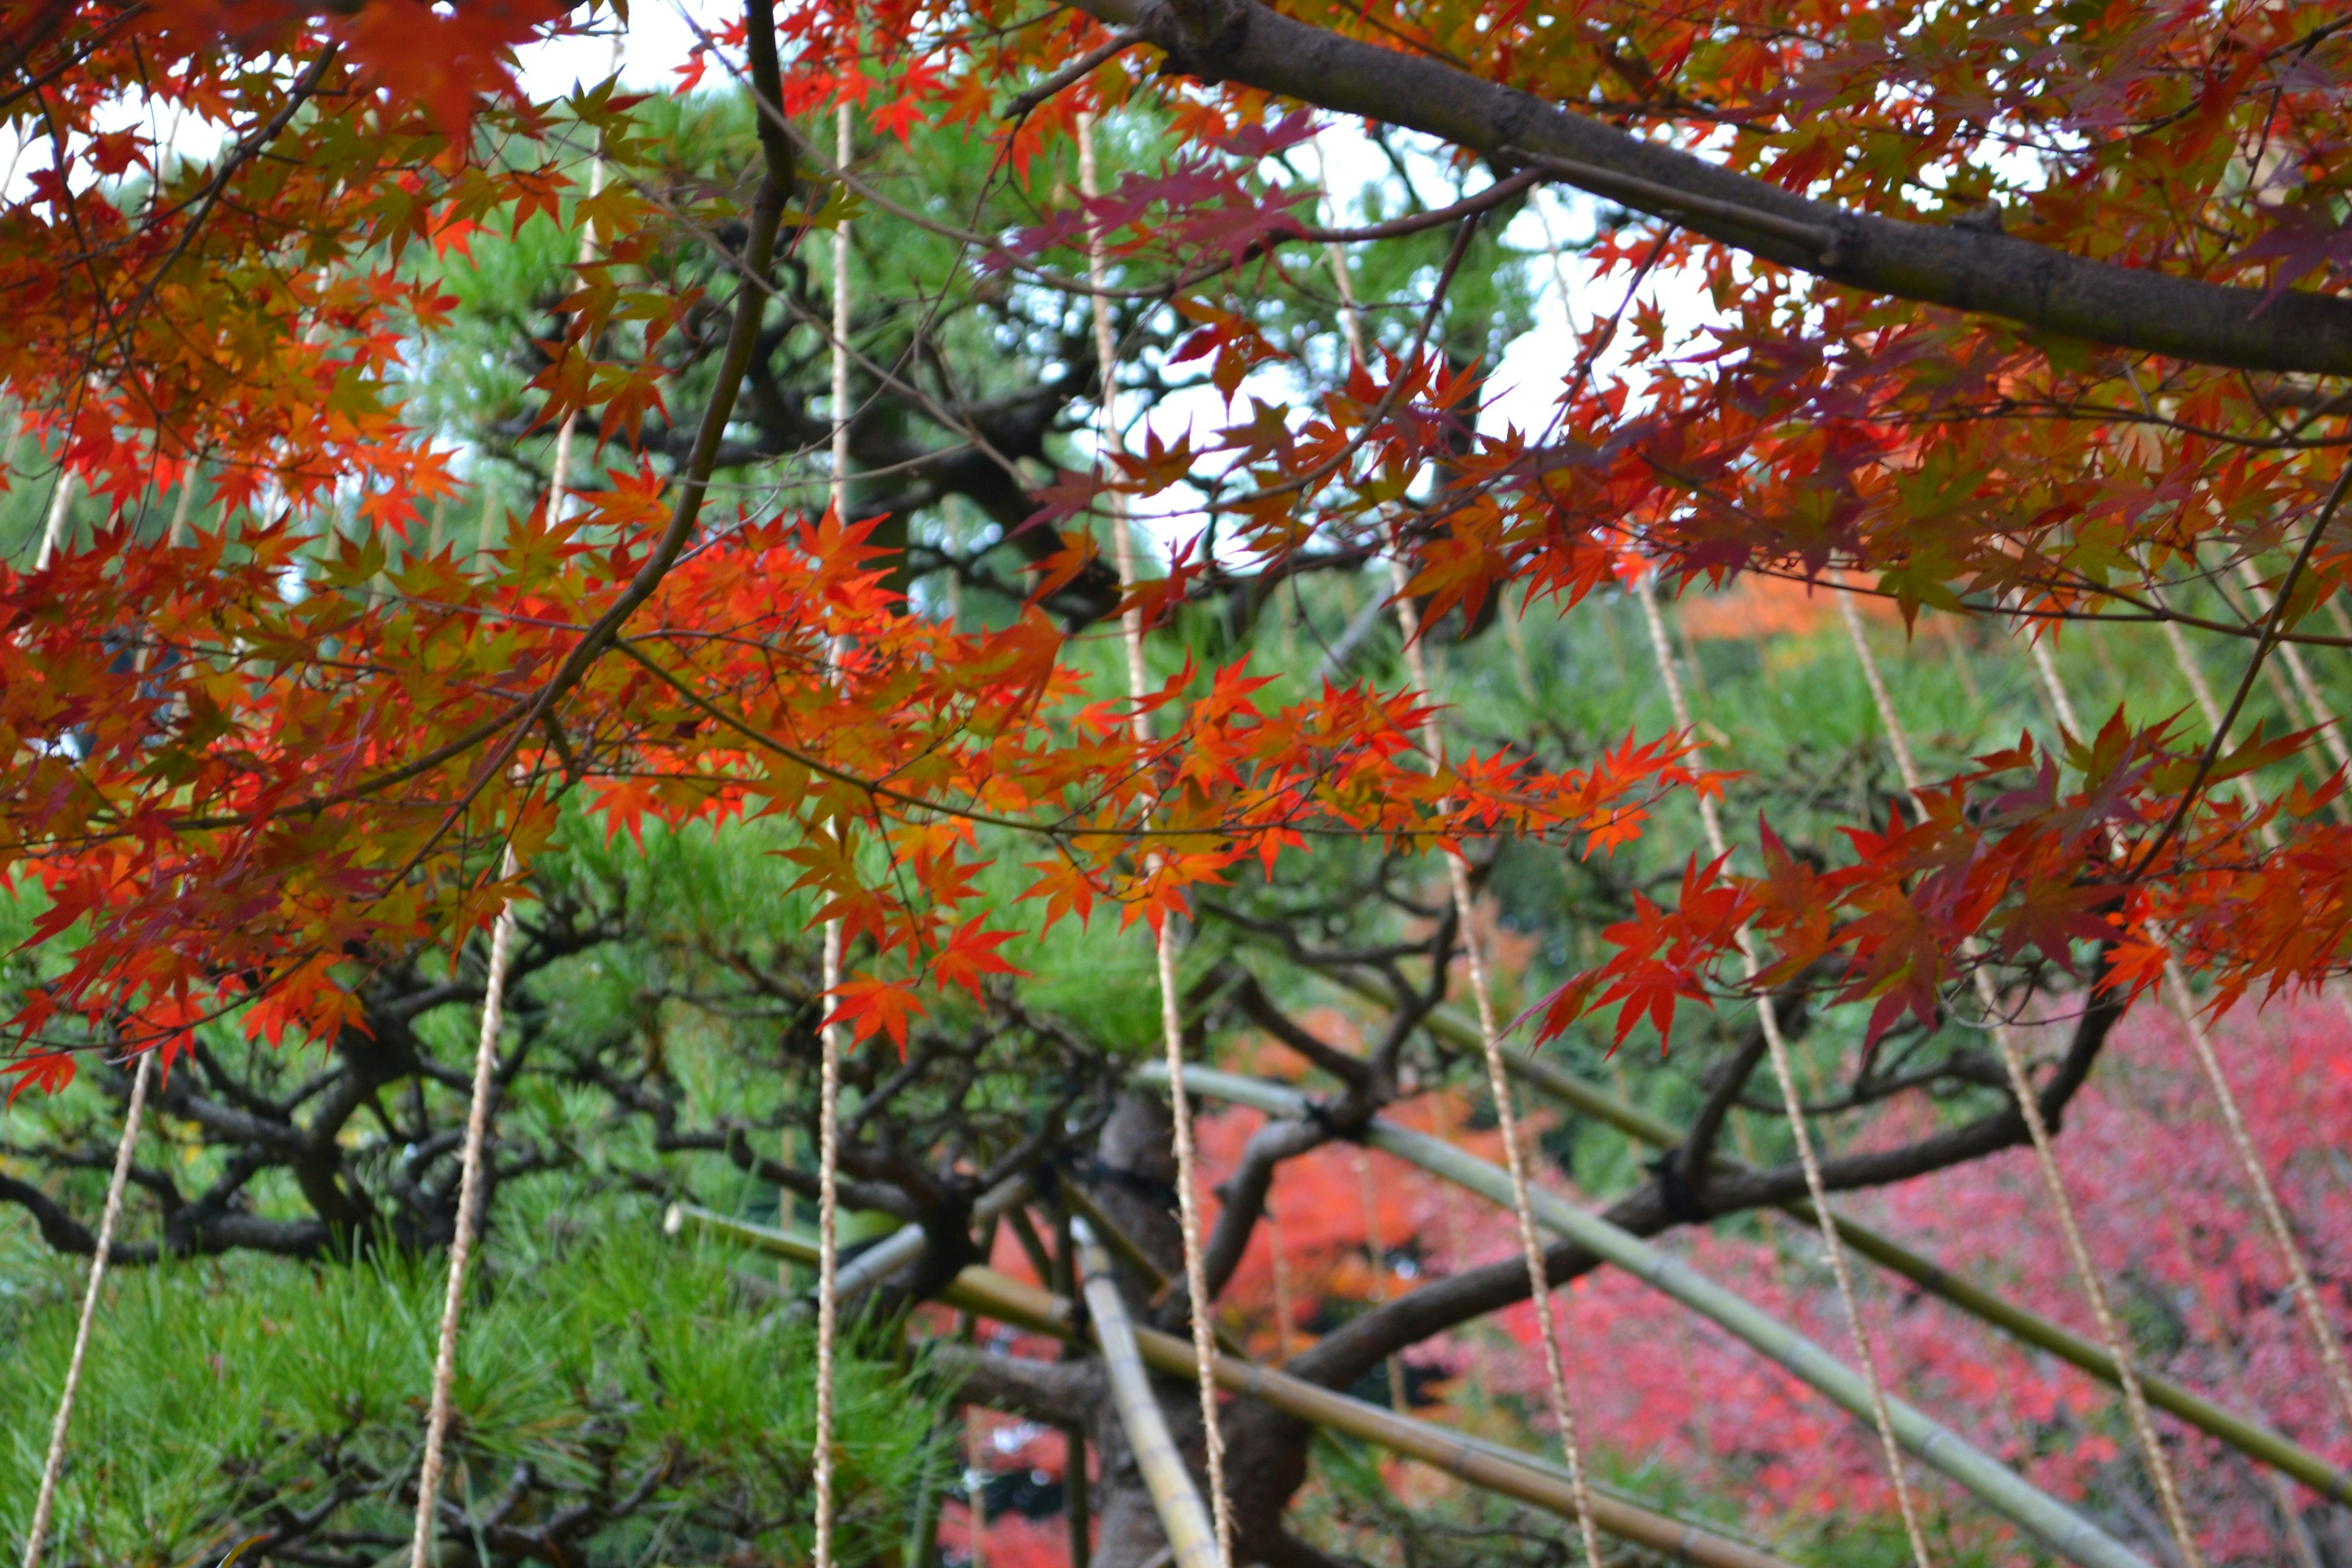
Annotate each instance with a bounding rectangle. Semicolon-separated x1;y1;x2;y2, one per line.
1324;974;2352;1508
667;1204;1796;1568
1074;1220;1224;1568
1136;1065;2154;1568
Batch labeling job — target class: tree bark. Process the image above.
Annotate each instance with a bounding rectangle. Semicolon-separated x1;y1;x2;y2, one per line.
1071;0;2352;376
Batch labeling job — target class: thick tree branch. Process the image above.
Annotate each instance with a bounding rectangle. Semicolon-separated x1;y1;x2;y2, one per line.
1073;0;2352;375
1199;1115;1328;1300
935;1343;1106;1428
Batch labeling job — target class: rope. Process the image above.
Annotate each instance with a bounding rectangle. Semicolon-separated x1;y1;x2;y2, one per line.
1639;575;1934;1568
403;119;617;1546
20;1050;153;1568
812;89;854;1568
2034;609;2352;1507
1846;597;2204;1568
408;844;521;1568
1077;110;1231;1568
2230;560;2352;775
2149;591;2352;1427
2152;597;2274;839
1388;566;1607;1568
1338;171;1593;1566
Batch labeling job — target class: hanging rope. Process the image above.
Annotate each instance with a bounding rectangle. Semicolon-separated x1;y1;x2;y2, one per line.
403;116;620;1552
408;842;521;1568
2032;606;2352;1474
1841;590;2205;1567
2229;559;2352;778
1387;565;1607;1568
812;83;855;1568
20;1050;153;1568
1638;575;1934;1568
2152;595;2274;839
1077;109;1232;1568
1322;179;1599;1537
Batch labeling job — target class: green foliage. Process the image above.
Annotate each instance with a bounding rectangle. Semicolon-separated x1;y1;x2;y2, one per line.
0;1193;941;1565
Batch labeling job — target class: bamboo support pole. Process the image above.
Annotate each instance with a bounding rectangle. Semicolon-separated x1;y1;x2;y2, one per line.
1300;966;2352;1507
668;1202;1804;1568
33;467;76;570
1076;1220;1223;1568
1129;1066;2158;1568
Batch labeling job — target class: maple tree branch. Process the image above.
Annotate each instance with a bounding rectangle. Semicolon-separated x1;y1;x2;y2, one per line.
2124;454;2352;886
1001;26;1148;118
386;0;800;895
106;44;341;360
1071;0;2352;375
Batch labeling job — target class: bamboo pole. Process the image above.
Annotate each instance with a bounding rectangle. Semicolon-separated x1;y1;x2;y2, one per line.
1131;1066;2158;1568
1304;968;2352;1507
1076;1219;1223;1568
667;1203;1804;1568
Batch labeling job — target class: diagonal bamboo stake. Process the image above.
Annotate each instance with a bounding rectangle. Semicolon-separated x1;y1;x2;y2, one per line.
1291;957;2352;1501
1077;108;1231;1567
812;83;856;1568
1639;574;1934;1567
2026;620;2352;1443
1134;1066;2158;1568
20;1050;154;1568
1847;594;2206;1566
1521;999;2352;1507
1076;1218;1222;1568
1388;568;1606;1568
669;1201;1803;1568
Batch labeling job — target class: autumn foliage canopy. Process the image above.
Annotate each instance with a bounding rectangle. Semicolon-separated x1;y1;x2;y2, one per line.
2;0;2349;1095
